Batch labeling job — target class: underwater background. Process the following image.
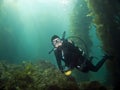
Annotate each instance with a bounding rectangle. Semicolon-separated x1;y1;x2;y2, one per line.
0;0;120;90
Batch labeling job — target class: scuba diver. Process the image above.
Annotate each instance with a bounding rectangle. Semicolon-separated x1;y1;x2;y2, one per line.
50;32;113;76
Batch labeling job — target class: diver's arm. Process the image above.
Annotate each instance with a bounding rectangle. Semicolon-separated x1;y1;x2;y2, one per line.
54;51;63;72
56;58;64;72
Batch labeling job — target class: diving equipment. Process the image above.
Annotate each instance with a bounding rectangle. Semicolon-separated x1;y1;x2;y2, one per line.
64;70;72;76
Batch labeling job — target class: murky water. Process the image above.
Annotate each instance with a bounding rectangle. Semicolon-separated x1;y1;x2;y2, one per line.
0;0;112;87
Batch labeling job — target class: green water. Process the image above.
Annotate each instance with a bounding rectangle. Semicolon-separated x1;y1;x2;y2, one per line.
0;0;108;84
0;0;73;64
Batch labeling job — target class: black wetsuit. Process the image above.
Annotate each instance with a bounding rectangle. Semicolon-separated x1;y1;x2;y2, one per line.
54;39;107;73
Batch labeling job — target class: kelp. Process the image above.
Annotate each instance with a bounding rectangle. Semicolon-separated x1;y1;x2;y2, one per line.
86;0;120;89
0;60;111;90
0;60;79;90
70;0;92;53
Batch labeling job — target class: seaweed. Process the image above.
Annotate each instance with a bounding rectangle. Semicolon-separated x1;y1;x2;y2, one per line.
0;60;111;90
70;0;93;53
0;60;78;90
86;0;120;89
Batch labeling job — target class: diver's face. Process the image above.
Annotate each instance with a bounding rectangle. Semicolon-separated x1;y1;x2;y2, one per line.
52;38;62;48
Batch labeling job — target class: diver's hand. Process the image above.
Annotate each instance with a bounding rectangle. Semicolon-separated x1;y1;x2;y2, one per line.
60;66;69;73
63;66;70;72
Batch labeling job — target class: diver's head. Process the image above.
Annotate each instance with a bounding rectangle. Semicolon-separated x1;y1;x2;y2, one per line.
51;35;63;48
